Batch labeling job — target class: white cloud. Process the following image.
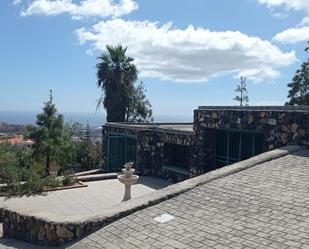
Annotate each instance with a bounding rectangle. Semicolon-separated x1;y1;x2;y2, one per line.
300;16;309;25
273;16;309;43
258;0;309;12
259;1;309;44
75;19;296;82
21;0;138;19
273;26;309;43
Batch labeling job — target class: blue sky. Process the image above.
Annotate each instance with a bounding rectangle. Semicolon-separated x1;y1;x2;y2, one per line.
1;0;309;121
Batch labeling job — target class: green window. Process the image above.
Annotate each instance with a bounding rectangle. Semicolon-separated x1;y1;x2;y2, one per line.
107;133;137;172
216;130;263;168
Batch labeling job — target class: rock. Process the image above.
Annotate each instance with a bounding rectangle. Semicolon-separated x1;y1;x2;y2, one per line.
56;226;73;240
248;115;254;124
298;129;306;136
211;112;218;119
200;122;207;127
291;123;298;133
281;125;290;133
268;118;277;126
38;226;45;241
280;133;288;144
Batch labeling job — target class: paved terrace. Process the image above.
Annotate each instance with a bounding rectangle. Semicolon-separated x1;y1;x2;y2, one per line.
67;148;309;249
0;176;170;222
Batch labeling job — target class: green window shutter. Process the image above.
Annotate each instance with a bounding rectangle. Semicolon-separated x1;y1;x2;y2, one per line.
107;133;137;172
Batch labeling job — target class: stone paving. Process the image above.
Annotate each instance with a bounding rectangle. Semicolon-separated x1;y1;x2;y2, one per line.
65;149;309;249
1;149;309;248
0;176;170;222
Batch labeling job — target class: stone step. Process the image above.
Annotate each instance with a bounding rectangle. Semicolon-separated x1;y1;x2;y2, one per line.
75;168;105;177
77;173;118;182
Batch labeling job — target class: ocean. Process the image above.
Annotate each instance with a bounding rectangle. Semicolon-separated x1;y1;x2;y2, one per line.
0;111;105;127
0;111;192;126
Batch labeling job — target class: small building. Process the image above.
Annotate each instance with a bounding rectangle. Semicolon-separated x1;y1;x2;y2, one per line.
102;106;309;181
0;135;34;148
102;123;193;181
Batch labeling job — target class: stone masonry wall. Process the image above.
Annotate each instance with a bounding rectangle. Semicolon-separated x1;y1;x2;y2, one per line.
1;209;106;246
191;107;309;175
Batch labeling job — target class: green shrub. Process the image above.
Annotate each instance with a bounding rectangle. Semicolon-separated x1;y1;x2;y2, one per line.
21;167;46;195
62;170;77;186
0;142;79;197
45;176;62;189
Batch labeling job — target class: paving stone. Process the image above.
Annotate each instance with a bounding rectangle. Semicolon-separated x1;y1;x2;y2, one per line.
64;150;309;249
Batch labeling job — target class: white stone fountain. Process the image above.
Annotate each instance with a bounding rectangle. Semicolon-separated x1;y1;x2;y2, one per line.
118;162;139;202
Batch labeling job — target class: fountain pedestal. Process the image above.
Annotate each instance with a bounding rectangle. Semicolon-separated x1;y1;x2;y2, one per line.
118;162;139;202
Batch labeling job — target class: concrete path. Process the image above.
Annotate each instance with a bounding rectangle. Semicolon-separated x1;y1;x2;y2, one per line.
0;176;170;222
67;149;309;249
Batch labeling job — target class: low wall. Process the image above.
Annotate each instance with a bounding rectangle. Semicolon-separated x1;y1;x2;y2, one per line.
1;146;302;246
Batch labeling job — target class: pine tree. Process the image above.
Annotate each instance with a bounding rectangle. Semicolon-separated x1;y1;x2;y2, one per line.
28;90;71;174
234;76;249;106
286;43;309;106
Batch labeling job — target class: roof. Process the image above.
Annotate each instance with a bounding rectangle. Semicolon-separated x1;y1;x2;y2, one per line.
0;136;34;145
106;122;194;135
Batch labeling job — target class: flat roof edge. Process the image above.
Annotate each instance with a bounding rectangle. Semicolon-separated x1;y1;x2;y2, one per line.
106;122;193;125
197;106;309;112
105;122;194;135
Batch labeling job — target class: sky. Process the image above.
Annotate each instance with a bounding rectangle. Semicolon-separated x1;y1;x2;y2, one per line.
1;0;309;122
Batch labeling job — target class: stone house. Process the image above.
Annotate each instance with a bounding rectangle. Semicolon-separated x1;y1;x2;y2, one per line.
102;106;309;181
102;123;193;181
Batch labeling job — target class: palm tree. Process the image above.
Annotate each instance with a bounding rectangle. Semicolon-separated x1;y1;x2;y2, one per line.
96;45;138;122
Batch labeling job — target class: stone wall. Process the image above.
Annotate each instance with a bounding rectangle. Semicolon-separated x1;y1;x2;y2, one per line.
191;106;309;175
102;123;193;179
1;209;106;246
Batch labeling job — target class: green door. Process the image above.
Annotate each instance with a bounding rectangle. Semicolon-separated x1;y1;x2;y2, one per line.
107;134;137;171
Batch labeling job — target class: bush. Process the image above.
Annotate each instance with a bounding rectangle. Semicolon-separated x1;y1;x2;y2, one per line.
77;140;102;171
0;141;79;197
21;166;46;195
62;170;77;186
45;176;62;189
0;144;20;184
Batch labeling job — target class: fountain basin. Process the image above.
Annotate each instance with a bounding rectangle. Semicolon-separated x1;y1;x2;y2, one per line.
117;174;139;185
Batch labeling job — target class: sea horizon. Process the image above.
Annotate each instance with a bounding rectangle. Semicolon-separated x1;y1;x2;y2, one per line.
0;110;192;127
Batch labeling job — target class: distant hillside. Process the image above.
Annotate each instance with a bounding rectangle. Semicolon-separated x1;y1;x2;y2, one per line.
0;122;28;135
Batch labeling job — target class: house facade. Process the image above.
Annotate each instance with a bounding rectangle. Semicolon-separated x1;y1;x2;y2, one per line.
102;106;309;181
